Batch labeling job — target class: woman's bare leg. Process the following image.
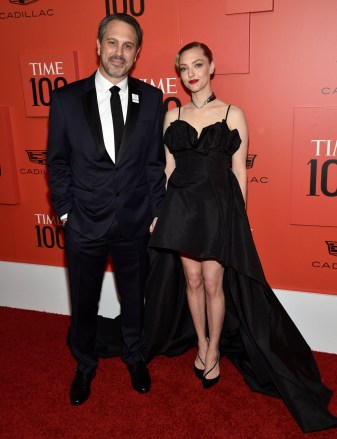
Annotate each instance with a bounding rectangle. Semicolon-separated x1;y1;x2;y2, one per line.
180;254;208;369
202;259;225;379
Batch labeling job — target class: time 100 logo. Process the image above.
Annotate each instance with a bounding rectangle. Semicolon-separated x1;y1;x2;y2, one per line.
28;62;67;107
105;0;145;16
308;140;337;197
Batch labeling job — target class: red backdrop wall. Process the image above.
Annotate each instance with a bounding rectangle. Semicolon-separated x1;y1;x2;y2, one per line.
0;0;336;295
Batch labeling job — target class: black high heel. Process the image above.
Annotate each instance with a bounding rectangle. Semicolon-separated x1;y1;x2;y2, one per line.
194;353;205;380
202;355;220;389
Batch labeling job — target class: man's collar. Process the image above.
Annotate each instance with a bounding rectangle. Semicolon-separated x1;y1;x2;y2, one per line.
95;69;128;94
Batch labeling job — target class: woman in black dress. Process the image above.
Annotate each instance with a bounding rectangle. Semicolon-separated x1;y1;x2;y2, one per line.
150;42;248;389
146;42;337;432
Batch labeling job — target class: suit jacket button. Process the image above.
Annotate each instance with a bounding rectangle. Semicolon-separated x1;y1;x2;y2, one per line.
116;192;120;197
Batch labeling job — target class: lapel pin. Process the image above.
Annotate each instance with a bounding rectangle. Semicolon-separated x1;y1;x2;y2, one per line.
132;94;139;103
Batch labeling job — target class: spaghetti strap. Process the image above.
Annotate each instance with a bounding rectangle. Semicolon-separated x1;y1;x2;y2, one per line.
177;106;181;120
225;105;231;121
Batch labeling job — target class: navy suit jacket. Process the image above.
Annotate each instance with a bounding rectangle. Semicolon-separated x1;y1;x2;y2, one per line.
47;73;166;240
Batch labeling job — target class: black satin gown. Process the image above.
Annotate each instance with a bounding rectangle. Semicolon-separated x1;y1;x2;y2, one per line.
143;111;337;433
96;109;337;433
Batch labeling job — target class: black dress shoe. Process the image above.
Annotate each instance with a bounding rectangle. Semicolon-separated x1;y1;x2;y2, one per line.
127;361;151;393
70;369;95;406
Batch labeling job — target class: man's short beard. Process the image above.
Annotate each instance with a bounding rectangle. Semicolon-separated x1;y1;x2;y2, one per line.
101;60;129;79
105;69;124;78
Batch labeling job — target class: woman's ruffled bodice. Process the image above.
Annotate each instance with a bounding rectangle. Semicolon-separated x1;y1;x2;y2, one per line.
164;120;241;157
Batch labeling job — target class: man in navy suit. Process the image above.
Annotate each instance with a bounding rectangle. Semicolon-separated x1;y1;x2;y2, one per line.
47;13;166;405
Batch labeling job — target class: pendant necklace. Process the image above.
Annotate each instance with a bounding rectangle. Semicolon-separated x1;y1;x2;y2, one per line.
191;92;216;109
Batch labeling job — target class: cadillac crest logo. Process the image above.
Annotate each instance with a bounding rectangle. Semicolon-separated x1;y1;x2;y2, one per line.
246;154;257;169
26;150;47;165
10;0;38;4
326;241;337;257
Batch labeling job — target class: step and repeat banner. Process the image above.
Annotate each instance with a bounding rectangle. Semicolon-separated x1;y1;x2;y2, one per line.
0;0;336;294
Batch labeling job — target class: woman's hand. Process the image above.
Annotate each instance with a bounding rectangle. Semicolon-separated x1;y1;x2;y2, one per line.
149;217;158;234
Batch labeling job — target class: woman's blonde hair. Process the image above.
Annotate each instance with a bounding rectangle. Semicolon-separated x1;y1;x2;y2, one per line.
175;42;213;71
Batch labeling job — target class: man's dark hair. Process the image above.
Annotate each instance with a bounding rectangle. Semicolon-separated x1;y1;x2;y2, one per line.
98;14;143;48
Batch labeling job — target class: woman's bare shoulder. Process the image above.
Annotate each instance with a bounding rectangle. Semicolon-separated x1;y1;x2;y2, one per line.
165;106;180;123
227;104;245;119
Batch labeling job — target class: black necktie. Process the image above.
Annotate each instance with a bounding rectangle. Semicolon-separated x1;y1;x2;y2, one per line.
110;86;124;161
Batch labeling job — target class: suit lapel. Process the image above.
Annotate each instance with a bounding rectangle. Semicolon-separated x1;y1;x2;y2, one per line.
81;75;112;162
81;74;141;165
116;78;141;165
